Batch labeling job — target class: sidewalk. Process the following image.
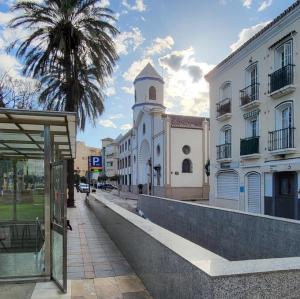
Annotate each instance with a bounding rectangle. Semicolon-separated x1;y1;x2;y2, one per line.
0;192;151;299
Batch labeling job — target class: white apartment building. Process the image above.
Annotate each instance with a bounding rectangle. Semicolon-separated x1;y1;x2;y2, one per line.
205;1;300;220
116;130;132;192
101;138;118;180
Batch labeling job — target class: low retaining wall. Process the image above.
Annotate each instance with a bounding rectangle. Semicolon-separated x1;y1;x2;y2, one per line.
88;194;300;299
138;195;300;261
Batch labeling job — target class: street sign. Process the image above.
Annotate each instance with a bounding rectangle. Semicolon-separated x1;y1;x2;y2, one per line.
88;156;103;173
89;156;102;167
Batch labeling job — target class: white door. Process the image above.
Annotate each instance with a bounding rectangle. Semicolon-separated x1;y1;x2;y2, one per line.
217;172;239;200
247;173;261;213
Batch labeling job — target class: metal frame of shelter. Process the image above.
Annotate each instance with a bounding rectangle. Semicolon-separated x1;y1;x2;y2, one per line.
0;108;76;293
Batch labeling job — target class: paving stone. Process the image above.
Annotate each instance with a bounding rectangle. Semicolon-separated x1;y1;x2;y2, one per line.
94;277;122;299
122;291;152;299
115;275;146;293
94;269;115;277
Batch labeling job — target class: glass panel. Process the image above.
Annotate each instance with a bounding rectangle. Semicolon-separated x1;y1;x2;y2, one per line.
52;230;63;285
51;161;66;292
0;159;45;278
52;164;63;226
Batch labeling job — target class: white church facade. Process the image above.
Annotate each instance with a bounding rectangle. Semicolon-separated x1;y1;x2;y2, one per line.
118;63;210;200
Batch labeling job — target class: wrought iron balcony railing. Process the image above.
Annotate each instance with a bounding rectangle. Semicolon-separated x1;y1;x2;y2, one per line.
268;127;295;151
269;64;295;93
240;83;259;106
217;143;231;160
240;136;259;156
216;98;231;118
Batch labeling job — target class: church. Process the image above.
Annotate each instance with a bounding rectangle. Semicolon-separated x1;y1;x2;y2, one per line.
118;63;210;200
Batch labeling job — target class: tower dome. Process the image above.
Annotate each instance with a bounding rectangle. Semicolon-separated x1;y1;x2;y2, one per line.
132;63;165;109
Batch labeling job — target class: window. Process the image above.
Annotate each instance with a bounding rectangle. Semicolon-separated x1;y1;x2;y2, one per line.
182;145;191;155
275;101;293;130
275;40;293;70
134;155;136;163
125;141;127;151
125;157;127;168
128;156;131;167
156;144;160;156
220;81;231;101
143;123;146;134
128;139;131;147
245;116;259;138
135;89;137;103
149;86;156;100
182;159;192;173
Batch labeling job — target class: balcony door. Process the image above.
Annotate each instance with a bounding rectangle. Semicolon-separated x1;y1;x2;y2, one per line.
275;40;292;70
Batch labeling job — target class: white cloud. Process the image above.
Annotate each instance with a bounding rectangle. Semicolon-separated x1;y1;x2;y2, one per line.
120;123;132;131
115;27;144;55
258;0;273;12
159;47;215;116
109;114;123;120
242;0;252;8
230;21;270;52
122;86;134;94
123;57;153;82
145;36;174;56
99;119;117;128
98;0;110;8
122;0;146;12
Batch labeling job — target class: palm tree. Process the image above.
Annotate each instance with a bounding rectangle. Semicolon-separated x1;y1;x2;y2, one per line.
9;0;119;206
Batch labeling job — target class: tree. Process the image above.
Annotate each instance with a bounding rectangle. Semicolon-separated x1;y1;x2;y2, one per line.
0;72;40;109
9;0;119;206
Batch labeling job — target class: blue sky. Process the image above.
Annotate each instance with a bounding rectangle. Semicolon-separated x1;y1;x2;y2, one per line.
0;0;296;147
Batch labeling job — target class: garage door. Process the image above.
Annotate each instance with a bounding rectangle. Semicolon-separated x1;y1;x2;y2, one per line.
247;173;261;213
217;172;239;200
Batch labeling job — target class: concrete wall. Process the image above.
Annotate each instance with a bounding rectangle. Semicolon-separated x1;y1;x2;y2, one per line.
88;194;300;299
138;195;300;261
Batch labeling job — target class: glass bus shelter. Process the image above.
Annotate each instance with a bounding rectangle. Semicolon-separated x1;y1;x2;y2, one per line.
0;108;76;293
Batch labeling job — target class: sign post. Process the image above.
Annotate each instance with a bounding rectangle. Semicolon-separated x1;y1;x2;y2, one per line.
88;156;103;192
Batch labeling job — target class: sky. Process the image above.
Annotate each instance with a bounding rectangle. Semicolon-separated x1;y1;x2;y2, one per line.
0;0;296;148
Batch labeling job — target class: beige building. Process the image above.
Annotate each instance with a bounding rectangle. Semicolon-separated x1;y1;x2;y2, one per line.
74;141;101;177
101;138;118;179
205;2;300;220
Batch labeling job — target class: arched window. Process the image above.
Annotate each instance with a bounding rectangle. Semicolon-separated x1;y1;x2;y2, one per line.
149;86;156;100
134;89;137;103
143;123;146;134
182;159;192;173
220;81;231;101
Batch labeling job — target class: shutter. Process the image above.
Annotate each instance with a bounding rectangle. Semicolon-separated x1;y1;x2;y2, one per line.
217;172;239;200
247;173;261;213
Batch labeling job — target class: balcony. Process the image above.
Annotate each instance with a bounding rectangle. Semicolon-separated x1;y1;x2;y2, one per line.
240;136;260;159
216;143;231;161
216;98;231;121
268;127;296;155
240;83;260;110
269;64;295;98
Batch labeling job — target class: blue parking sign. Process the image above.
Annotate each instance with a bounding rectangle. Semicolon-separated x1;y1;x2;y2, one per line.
89;156;102;167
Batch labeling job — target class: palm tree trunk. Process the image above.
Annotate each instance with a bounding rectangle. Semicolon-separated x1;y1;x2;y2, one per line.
67;159;75;207
64;48;76;208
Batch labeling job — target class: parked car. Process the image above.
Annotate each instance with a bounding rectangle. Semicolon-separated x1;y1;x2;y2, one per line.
98;183;117;190
79;183;89;193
